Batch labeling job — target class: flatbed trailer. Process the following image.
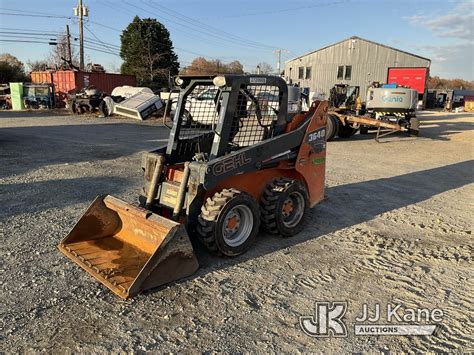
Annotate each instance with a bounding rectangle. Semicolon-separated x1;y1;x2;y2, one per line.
327;111;418;142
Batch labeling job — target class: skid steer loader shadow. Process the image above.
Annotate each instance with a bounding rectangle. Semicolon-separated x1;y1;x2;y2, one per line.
0;176;130;221
0;122;167;179
147;159;473;294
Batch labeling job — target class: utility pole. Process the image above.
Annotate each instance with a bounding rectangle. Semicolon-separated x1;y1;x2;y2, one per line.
66;25;72;66
273;49;289;76
74;0;86;70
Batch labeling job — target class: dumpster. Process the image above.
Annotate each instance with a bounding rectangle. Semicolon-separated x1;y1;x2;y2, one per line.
31;70;137;107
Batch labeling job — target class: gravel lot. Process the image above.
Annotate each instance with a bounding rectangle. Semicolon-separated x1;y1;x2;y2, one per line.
1;110;472;352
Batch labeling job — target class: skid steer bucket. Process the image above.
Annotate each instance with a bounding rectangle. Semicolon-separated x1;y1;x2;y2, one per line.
58;195;199;299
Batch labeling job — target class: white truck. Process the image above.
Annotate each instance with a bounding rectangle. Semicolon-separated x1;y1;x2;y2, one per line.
366;87;418;120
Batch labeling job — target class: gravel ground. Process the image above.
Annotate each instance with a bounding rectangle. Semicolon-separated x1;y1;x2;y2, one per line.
0;110;472;352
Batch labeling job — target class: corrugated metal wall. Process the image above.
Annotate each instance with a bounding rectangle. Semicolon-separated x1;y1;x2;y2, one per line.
284;38;431;101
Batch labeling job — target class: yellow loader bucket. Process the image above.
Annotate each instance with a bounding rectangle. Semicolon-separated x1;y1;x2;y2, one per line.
58;195;199;299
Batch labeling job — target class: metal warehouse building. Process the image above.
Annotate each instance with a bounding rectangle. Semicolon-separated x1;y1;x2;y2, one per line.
284;36;431;101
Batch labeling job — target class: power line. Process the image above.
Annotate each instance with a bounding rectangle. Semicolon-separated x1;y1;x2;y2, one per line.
0;12;72;19
0;31;121;53
0;30;60;36
0;8;259;65
121;1;272;51
84;24;121;53
142;0;278;50
201;0;348;18
0;39;55;44
96;1;236;51
0;38;121;57
0;7;69;17
85;6;222;61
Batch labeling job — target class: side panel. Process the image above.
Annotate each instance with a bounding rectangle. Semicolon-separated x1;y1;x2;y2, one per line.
387;67;428;94
295;101;328;207
52;70;78;107
30;71;53;84
88;72;137;94
204;166;304;202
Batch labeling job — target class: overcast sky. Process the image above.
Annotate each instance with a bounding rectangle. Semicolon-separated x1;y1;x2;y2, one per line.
0;0;472;80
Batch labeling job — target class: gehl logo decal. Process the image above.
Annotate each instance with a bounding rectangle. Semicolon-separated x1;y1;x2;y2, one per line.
212;152;251;176
300;301;348;337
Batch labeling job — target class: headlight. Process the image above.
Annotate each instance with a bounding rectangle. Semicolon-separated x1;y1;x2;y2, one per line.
213;76;226;87
175;77;184;86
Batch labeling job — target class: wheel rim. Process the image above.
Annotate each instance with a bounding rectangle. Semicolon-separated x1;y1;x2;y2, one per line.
281;191;305;228
222;204;253;247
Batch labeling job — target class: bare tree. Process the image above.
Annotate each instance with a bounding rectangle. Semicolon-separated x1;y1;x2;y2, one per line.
27;59;50;72
252;62;273;74
428;75;474;90
180;57;244;75
48;31;79;69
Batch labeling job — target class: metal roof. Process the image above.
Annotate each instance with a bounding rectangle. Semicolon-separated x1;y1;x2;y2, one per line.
286;36;431;63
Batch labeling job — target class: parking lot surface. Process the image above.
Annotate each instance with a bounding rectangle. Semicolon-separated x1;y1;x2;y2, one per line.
1;110;472;352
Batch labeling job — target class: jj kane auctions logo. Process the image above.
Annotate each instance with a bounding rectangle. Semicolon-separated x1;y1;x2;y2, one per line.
300;301;443;337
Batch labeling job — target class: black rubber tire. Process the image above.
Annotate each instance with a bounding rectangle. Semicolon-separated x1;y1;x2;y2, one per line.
99;100;109;117
260;178;310;237
197;188;260;256
68;100;77;114
326;114;339;141
337;123;357;138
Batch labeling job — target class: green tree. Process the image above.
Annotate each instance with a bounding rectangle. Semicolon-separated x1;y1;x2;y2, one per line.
120;16;179;89
0;53;28;83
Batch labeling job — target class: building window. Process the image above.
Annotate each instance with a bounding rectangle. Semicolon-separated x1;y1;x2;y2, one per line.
298;67;304;79
337;66;344;80
344;65;352;80
305;66;312;79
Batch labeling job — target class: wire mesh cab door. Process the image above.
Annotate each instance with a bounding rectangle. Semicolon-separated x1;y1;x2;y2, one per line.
166;77;220;163
210;75;289;159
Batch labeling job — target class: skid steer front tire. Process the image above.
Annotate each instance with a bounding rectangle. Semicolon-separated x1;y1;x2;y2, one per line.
197;189;260;256
261;178;309;237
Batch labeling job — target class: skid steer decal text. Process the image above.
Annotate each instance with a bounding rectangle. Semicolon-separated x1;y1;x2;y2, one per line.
306;127;326;153
212;152;251;176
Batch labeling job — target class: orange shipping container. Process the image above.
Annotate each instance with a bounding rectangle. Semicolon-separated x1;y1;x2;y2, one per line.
31;70;137;107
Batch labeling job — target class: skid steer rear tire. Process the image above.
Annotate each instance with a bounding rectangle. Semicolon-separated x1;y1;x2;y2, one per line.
197;189;260;256
261;178;309;237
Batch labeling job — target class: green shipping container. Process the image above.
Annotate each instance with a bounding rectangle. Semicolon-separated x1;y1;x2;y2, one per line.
9;82;25;110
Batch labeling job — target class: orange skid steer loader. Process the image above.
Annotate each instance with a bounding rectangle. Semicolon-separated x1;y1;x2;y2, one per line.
59;75;328;298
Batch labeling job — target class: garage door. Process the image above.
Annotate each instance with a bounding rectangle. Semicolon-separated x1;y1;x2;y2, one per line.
387;68;428;94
